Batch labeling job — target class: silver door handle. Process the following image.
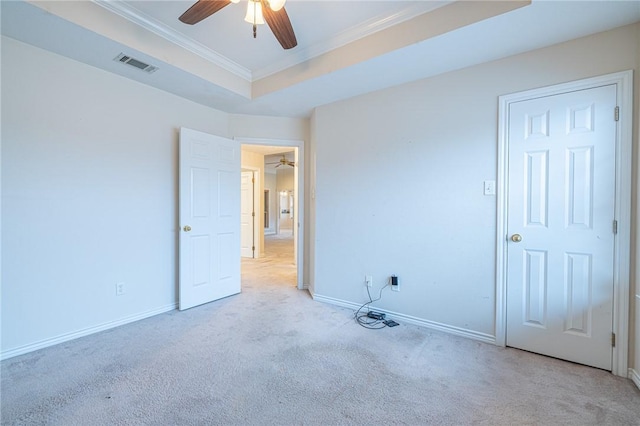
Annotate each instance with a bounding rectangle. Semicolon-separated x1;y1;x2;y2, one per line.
511;234;522;243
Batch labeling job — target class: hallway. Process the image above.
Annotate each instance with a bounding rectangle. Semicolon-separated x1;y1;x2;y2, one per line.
241;233;296;289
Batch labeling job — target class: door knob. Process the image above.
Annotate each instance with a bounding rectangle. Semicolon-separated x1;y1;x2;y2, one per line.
183;225;192;232
511;234;522;243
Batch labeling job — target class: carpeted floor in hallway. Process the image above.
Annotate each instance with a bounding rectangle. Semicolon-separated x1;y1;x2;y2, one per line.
242;231;297;290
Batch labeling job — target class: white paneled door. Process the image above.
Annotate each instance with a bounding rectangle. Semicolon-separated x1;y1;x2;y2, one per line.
179;128;240;311
240;171;254;258
506;85;617;370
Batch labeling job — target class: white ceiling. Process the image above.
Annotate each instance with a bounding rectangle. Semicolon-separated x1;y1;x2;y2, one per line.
2;1;640;118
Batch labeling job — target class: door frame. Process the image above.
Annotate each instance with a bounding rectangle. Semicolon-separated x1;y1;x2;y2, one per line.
241;167;261;259
236;137;305;290
495;71;633;377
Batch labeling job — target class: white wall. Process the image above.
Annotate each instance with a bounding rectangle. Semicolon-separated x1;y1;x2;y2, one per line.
276;167;295;193
308;111;317;296
1;36;309;357
311;24;639;344
635;289;640;385
229;115;308;142
635;68;640;384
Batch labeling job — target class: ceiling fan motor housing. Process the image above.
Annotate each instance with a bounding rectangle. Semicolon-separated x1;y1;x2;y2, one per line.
179;0;297;49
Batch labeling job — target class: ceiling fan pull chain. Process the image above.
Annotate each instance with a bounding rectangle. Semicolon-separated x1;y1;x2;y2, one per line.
252;0;258;38
253;1;258;38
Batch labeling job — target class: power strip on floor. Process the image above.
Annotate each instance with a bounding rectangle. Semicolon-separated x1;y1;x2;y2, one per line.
367;311;385;320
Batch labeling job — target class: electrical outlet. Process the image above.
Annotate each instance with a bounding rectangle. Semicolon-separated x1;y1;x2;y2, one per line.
116;282;126;296
391;275;399;292
365;275;373;287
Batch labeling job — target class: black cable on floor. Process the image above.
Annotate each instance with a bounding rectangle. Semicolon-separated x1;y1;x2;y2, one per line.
354;280;390;329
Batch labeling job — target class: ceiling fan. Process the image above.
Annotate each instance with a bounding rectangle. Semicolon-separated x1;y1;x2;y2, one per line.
179;0;297;50
267;154;295;168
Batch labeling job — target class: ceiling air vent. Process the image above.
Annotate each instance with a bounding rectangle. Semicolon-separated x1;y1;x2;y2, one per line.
114;53;158;74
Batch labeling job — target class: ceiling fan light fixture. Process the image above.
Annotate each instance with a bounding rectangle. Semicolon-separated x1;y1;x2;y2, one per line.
230;0;240;3
179;0;296;49
268;0;286;12
244;0;265;25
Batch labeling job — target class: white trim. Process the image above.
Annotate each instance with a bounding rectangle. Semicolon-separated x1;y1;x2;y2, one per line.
313;293;496;344
92;0;252;81
496;71;633;377
1;303;177;361
629;369;640;391
236;137;305;290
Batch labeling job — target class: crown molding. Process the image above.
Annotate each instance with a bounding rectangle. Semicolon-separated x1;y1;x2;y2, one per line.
253;1;450;80
93;0;252;81
93;1;448;83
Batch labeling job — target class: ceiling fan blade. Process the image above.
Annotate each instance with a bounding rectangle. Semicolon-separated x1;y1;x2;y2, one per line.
261;1;297;49
179;0;230;25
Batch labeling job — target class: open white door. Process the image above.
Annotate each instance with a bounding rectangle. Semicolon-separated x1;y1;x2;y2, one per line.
179;128;240;310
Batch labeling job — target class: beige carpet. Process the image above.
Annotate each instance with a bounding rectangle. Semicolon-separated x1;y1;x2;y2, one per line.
2;234;640;425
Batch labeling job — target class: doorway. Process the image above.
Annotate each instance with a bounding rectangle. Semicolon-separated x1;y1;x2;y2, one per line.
278;189;294;236
238;138;305;290
495;71;632;376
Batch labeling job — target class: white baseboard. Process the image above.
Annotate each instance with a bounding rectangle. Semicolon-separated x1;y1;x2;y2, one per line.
312;293;496;344
1;303;177;361
629;368;640;390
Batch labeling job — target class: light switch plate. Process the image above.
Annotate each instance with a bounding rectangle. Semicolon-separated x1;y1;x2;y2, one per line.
484;180;496;196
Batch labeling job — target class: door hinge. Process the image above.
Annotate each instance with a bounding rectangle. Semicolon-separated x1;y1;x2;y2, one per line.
252;246;255;251
252;177;255;183
612;332;616;347
614;106;620;122
613;220;618;234
252;212;255;217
